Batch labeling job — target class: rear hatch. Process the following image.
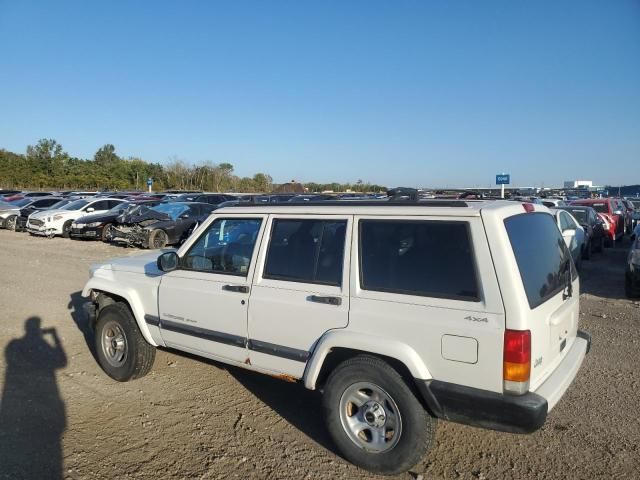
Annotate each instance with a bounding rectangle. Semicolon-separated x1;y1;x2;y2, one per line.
483;205;580;391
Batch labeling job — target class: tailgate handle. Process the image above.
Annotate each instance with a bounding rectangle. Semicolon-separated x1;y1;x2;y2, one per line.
223;284;249;294
308;295;342;306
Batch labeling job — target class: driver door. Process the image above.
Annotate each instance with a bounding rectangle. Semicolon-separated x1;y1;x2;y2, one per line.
157;215;267;364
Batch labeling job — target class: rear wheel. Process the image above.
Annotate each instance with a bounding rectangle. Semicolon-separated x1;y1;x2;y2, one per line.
94;303;156;381
4;215;17;231
61;220;73;238
323;355;436;475
149;229;168;249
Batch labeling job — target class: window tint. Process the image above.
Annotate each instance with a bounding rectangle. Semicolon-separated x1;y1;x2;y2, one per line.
359;220;479;300
89;200;109;211
264;219;347;286
559;212;572;231
107;200;123;209
34;198;59;208
182;218;262;275
565;209;587;224
505;213;572;309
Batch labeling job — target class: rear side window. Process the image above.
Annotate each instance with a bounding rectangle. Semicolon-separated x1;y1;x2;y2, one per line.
264;219;347;286
359;220;479;301
505;213;571;309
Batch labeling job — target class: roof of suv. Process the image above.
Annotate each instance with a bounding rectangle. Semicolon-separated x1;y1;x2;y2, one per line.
217;199;530;217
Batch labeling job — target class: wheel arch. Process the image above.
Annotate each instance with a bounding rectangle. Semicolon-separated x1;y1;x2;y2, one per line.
83;278;160;347
303;330;432;391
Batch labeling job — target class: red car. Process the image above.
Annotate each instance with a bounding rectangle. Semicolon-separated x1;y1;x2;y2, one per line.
570;198;624;245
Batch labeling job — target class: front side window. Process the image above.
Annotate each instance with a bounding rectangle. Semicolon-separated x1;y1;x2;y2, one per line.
182;218;262;275
359;220;479;301
264;219;347;286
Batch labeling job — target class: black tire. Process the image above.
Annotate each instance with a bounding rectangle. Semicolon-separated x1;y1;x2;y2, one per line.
5;215;17;231
148;229;168;249
94;303;156;381
322;355;436;475
625;276;640;299
61;220;73;238
101;223;112;242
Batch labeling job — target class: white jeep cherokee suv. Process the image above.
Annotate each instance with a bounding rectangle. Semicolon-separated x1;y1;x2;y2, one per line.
82;200;590;475
27;198;125;237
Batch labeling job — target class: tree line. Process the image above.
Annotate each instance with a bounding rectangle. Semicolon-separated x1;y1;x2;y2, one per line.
0;139;386;193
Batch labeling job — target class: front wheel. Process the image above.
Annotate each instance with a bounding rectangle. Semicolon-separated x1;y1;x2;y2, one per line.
148;229;168;249
61;220;73;238
94;303;156;381
322;355;436;475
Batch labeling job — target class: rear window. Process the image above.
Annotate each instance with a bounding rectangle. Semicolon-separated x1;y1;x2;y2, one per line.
359;220;479;301
504;213;572;309
587;202;608;213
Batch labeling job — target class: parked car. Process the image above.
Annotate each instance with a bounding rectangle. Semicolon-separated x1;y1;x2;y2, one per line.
1;197;63;231
551;209;585;270
82;200;589;475
0;201;21;229
626;198;640;229
2;191;55;202
70;200;162;241
625;225;640;298
541;198;567;208
27;198;126;237
15;199;73;232
288;194;335;202
570;198;624;246
557;206;606;256
106;202;215;248
173;193;236;205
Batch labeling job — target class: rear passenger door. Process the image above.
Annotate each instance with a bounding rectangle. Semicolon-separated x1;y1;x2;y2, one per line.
248;215;352;377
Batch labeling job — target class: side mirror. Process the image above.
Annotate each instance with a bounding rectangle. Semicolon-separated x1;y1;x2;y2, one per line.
86;207;95;213
157;251;179;272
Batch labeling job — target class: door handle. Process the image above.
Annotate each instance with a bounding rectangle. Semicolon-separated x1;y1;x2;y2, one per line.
308;295;342;306
223;284;249;293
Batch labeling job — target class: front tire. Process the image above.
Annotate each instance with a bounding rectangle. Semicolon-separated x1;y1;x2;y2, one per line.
322;355;436;475
149;229;168;249
61;220;73;238
94;303;156;381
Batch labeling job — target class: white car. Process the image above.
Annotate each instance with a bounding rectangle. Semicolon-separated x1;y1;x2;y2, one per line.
27;198;125;237
82;199;590;475
551;208;586;270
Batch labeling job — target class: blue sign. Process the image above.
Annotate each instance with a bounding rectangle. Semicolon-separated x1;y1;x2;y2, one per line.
496;174;510;185
147;178;153;187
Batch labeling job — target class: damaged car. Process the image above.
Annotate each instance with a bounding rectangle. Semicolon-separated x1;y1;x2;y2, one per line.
106;202;215;249
70;200;161;241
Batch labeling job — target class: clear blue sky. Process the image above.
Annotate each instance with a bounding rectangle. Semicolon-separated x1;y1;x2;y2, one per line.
1;1;639;187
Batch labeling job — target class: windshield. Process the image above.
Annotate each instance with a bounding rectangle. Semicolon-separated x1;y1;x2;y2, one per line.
11;198;32;207
565;209;587;224
108;202;131;214
150;203;189;220
505;212;572;309
61;199;90;211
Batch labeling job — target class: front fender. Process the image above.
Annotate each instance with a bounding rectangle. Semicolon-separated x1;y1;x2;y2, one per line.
82;277;161;347
303;330;432;390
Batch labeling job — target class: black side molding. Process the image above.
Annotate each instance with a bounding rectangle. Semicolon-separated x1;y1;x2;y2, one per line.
415;380;548;434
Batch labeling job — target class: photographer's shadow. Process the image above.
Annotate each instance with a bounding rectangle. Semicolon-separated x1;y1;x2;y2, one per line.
0;317;67;479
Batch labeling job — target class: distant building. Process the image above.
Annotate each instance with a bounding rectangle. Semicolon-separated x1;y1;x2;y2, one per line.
564;180;593;189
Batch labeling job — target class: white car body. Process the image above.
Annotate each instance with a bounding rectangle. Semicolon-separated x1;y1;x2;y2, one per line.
27;198;125;236
551;208;586;266
84;200;589;431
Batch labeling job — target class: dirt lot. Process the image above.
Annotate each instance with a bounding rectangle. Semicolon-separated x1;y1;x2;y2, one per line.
0;229;638;480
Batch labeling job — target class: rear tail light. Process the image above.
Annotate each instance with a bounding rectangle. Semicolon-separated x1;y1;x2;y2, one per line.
503;329;531;395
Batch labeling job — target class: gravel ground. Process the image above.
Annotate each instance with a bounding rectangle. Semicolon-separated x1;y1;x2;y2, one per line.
0;229;638;480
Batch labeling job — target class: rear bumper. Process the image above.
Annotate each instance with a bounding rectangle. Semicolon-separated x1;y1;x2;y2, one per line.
415;330;590;434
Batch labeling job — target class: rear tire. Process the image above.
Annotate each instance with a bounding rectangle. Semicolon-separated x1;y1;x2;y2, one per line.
61;220;73;238
101;223;112;242
94;303;156;381
149;229;168;249
625;276;640;299
5;215;17;231
322;355;436;475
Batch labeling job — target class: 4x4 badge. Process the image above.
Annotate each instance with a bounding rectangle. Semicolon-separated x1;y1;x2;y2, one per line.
464;316;488;323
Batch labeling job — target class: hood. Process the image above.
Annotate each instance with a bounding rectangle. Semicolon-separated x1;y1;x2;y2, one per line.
117;207;169;225
95;250;170;276
30;208;69;219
